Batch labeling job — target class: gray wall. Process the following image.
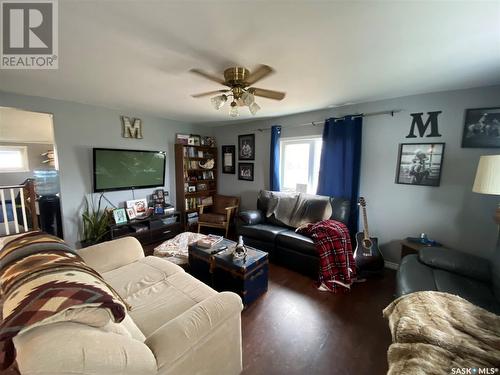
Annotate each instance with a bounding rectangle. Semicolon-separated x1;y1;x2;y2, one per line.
0;142;54;185
213;85;500;264
0;90;207;247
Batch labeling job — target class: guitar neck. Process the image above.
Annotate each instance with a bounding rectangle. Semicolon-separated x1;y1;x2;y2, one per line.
362;205;370;240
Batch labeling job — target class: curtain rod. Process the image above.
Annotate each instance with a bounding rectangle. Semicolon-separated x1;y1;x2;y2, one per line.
256;109;401;132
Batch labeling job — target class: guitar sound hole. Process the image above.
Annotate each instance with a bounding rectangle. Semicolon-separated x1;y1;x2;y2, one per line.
363;239;372;248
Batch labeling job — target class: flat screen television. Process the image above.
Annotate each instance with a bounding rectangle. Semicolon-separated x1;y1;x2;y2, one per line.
93;148;166;192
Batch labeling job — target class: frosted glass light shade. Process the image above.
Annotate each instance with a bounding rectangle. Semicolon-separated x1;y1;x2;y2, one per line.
473;155;500;195
210;94;227;110
241;91;254;106
249;102;260;115
229;104;239;117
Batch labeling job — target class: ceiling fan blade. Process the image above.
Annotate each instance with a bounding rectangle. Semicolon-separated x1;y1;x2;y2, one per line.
246;65;274;85
250;87;286;100
191;90;229;98
189;68;228;86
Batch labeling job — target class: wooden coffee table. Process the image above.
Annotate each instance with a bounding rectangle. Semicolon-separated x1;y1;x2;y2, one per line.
188;238;268;306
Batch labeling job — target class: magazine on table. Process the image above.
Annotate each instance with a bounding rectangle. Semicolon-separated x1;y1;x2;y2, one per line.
196;234;224;248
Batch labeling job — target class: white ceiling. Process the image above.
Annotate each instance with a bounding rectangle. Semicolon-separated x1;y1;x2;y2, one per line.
0;1;499;124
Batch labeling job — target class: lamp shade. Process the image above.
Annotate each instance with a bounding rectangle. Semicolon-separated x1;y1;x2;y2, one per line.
472;155;500;195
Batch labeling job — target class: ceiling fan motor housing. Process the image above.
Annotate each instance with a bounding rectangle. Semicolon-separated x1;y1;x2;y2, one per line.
224;67;250;86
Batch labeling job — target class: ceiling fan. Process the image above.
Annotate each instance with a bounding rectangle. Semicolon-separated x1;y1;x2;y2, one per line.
190;64;286;117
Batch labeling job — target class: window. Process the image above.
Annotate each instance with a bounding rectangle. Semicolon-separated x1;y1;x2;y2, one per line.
0;145;29;172
280;137;322;194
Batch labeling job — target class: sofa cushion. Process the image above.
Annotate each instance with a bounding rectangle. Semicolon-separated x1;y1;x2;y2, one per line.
238;224;288;243
396;255;438;297
275;230;317;256
292;194;332;227
433;269;500;314
103;256;184;299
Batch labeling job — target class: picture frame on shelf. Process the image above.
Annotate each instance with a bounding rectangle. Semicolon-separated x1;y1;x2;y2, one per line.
238;134;255;160
126;208;136;220
222;145;236;174
126;198;148;217
176;133;190;145
188;134;201;146
396;143;445;187
238;163;254;181
461;107;500;148
113;208;128;224
188;185;196;192
201;136;216;147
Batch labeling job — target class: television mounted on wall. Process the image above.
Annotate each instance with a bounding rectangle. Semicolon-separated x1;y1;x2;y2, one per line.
93;148;166;192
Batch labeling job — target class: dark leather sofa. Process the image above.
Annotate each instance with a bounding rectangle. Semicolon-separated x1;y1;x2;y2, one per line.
238;190;350;276
396;245;500;314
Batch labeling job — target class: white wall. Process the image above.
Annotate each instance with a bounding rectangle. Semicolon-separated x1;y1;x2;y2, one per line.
213;85;500;263
0;90;207;247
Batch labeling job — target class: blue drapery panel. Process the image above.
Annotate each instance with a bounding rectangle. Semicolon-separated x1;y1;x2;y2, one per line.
317;116;362;234
270;125;281;191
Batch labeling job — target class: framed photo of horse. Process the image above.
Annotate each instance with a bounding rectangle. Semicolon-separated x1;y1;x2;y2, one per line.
462;107;500;148
396;143;445;187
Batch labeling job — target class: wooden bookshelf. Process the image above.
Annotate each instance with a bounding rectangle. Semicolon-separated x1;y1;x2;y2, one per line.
175;144;217;231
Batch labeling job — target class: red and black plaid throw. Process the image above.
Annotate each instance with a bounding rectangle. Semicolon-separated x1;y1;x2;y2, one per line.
297;220;356;293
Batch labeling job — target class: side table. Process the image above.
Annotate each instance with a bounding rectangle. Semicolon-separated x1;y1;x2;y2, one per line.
400;239;442;259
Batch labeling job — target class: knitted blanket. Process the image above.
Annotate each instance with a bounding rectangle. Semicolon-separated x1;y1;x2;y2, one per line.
383;291;500;374
297;220;356;293
0;232;127;369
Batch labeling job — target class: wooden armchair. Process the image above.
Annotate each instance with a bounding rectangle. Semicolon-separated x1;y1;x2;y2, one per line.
197;195;240;237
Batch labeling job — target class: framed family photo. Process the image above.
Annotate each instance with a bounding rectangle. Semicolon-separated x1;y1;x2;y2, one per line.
461;107;500;148
238;134;255;160
113;208;128;224
238;163;254;181
222;145;235;174
396;143;445;187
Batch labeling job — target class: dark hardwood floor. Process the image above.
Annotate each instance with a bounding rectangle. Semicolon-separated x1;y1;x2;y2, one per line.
241;264;396;375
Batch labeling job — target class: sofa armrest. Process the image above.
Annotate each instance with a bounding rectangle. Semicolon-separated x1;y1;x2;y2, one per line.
419;247;491;283
145;292;243;370
78;236;145;274
239;210;264;225
14;322;157;375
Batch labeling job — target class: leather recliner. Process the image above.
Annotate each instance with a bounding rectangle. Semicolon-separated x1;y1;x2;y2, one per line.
238;190;350;276
396;245;500;314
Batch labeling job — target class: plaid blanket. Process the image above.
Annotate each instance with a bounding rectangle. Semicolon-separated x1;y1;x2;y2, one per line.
297;220;356;293
0;232;127;369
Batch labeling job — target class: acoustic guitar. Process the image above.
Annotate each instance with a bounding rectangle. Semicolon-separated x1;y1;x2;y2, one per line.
354;197;384;277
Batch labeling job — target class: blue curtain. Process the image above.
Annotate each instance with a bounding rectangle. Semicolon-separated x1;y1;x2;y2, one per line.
270;125;281;191
317;116;362;235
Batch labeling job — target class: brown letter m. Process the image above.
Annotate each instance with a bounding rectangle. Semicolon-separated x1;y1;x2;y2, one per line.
406;111;442;138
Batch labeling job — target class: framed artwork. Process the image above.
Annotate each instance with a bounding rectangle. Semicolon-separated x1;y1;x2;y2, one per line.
113;208;128;224
238;134;255;160
188;134;201;146
238;163;254;181
201;136;216;147
176;133;190;145
222;145;236;174
126;208;136;220
126;198;148;217
461;107;500;148
396;143;445;187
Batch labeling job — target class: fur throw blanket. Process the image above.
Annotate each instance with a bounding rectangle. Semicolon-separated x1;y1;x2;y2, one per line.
0;232;127;369
383;291;500;374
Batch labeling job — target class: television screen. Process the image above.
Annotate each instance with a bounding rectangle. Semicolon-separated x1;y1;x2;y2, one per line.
93;148;166;192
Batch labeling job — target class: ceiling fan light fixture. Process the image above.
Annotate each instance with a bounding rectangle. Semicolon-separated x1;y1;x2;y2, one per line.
229;101;239;117
241;91;254;106
210;94;227;110
249;101;261;115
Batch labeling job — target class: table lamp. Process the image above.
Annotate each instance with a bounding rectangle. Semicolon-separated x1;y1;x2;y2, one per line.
472;155;500;224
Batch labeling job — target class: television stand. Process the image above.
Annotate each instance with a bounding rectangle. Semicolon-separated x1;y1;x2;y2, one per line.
108;212;182;246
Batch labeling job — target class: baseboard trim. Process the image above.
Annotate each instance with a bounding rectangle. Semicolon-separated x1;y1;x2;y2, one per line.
384;261;399;270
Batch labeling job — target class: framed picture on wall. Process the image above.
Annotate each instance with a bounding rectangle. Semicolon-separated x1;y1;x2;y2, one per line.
238;163;254;181
238;134;255;160
222;145;235;174
461;107;500;148
396;143;445;187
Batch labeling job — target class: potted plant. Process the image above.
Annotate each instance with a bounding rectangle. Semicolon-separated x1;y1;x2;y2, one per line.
81;193;111;247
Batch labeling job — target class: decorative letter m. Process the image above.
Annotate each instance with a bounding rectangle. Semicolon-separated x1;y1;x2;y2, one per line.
406;111;442;138
122;116;143;139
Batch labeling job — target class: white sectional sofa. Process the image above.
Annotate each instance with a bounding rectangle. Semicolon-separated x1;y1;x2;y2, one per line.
13;237;243;375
